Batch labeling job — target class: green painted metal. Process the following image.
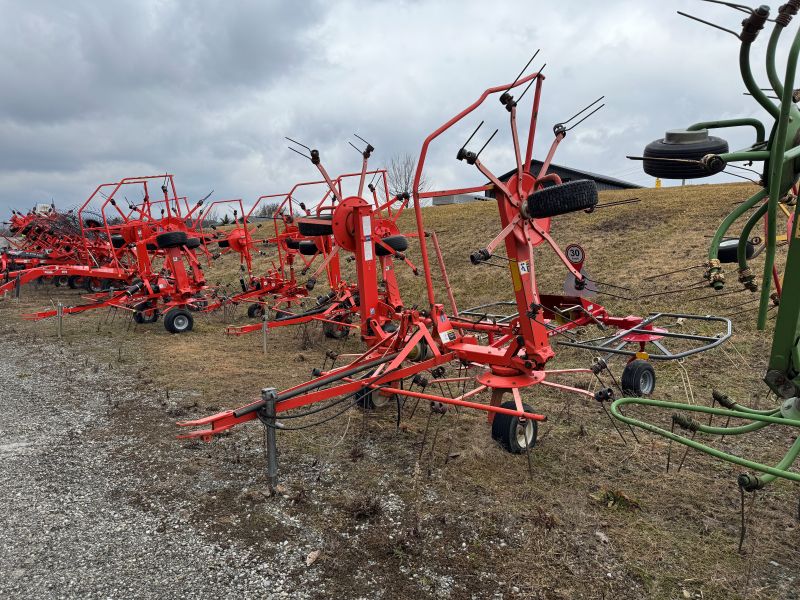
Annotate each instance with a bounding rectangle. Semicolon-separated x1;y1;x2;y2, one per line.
688;119;766;144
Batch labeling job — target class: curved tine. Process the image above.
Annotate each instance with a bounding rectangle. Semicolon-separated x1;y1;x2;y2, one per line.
677;11;742;39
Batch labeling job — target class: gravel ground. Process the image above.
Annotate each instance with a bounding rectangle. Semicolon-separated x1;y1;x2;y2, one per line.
0;335;315;599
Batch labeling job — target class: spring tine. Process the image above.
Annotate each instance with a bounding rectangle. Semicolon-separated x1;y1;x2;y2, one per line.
475;129;499;160
677;11;742;39
459;121;484;153
561;96;605;126
505;50;541;93
565;103;605;132
285;136;312;151
287;146;312;161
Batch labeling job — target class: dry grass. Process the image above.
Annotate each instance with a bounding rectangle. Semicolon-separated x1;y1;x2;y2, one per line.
2;182;799;599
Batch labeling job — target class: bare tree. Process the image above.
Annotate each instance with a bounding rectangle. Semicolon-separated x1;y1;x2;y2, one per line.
387;153;429;198
255;202;279;219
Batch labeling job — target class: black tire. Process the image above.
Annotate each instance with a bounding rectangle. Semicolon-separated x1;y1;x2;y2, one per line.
146;243;157;251
297;214;334;236
525;180;598;219
185;237;202;249
323;315;351;339
492;400;538;454
298;240;320;256
247;303;265;319
163;308;193;334
717;238;755;264
133;309;158;324
217;239;230;248
53;275;69;287
375;235;409;256
67;276;82;289
85;278;108;293
285;238;301;250
110;234;125;249
156;231;188;249
642;130;729;179
621;359;656;396
356;385;392;409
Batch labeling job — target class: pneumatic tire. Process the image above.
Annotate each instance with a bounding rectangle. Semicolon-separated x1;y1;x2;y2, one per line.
297;215;334;236
298;240;320;256
156;231;188;249
491;400;538;454
621;359;656;396
375;235;408;256
525;180;598;219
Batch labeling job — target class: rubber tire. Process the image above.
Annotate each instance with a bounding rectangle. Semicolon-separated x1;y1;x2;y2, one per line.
54;275;69;287
85;278;108;293
717;238;755;264
217;239;230;248
491;400;538;454
164;308;194;334
185;237;202;249
285;238;301;250
146;243;157;251
156;231;188;249
323;316;350;339
525;180;598;219
621;359;656;396
642;136;729;179
375;235;408;257
133;310;158;324
111;234;126;249
298;240;320;256
67;276;83;289
247;303;265;319
297;215;334;236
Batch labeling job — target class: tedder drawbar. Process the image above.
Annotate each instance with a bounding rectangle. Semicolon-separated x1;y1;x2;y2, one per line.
611;0;800;491
179;60;731;489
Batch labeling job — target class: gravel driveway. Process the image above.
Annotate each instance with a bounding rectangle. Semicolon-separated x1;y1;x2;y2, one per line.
0;335;312;599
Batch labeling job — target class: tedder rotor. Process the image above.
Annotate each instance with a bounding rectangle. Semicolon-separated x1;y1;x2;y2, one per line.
178;59;730;489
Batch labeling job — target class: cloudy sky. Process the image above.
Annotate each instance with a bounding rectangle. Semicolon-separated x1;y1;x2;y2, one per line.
0;0;786;214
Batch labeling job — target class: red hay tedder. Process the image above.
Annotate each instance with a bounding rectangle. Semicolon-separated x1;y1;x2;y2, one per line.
178;63;732;489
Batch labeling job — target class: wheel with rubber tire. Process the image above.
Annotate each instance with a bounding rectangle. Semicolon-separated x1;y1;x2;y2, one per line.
525;180;598;219
717;238;755;264
156;231;188;249
356;386;392;409
375;235;408;256
163;308;193;334
185;237;202;249
111;234;126;249
298;240;320;256
54;275;69;287
285;238;301;250
621;359;656;396
492;400;537;453
247;303;265;319
323;315;351;339
642;129;729;179
67;276;83;289
297;215;334;236
217;239;230;248
85;278;108;293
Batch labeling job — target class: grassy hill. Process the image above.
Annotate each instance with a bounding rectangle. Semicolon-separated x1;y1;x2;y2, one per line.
1;182;797;599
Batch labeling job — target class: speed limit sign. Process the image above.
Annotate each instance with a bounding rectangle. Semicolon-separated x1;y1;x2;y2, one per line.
565;244;585;270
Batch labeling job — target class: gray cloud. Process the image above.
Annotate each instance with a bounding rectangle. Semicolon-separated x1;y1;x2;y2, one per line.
0;0;783;214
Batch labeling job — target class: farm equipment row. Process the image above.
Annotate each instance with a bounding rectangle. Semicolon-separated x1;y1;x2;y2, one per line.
176;63;731;489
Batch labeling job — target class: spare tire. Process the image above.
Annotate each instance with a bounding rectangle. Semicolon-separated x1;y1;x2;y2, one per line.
156;231;188;249
643;129;729;179
298;240;320;256
185;237;202;249
525;180;598;219
717;238;755;264
375;235;408;256
297;214;334;236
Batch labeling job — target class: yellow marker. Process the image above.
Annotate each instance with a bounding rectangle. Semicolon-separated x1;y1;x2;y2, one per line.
509;260;522;292
655;178;662;189
636;351;649;360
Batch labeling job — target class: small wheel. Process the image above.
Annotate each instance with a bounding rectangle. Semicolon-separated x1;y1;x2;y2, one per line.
356;386;392;409
285;238;301;250
111;234;126;249
156;231;188;249
247;303;265;319
375;235;409;256
164;308;194;334
492;400;538;454
67;276;83;289
524;180;598;219
298;240;320;256
85;278;107;293
323;315;350;339
621;359;656;396
54;275;69;287
717;238;755;264
185;237;202;249
297;215;334;236
642;129;729;179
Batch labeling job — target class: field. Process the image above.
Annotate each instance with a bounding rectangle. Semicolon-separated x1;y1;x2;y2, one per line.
2;182;799;599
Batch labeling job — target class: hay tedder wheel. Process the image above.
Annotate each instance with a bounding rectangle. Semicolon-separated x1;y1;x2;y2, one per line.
85;278;108;293
284;238;301;250
621;359;656;396
164;308;193;334
247;303;265;319
67;276;83;289
297;214;334;236
524;180;598;219
492;400;538;453
185;237;202;249
133;309;159;324
54;275;69;287
375;235;408;256
717;238;755;264
298;240;320;256
356;386;392;409
642;129;729;179
323;315;351;339
156;231;188;249
111;234;126;249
